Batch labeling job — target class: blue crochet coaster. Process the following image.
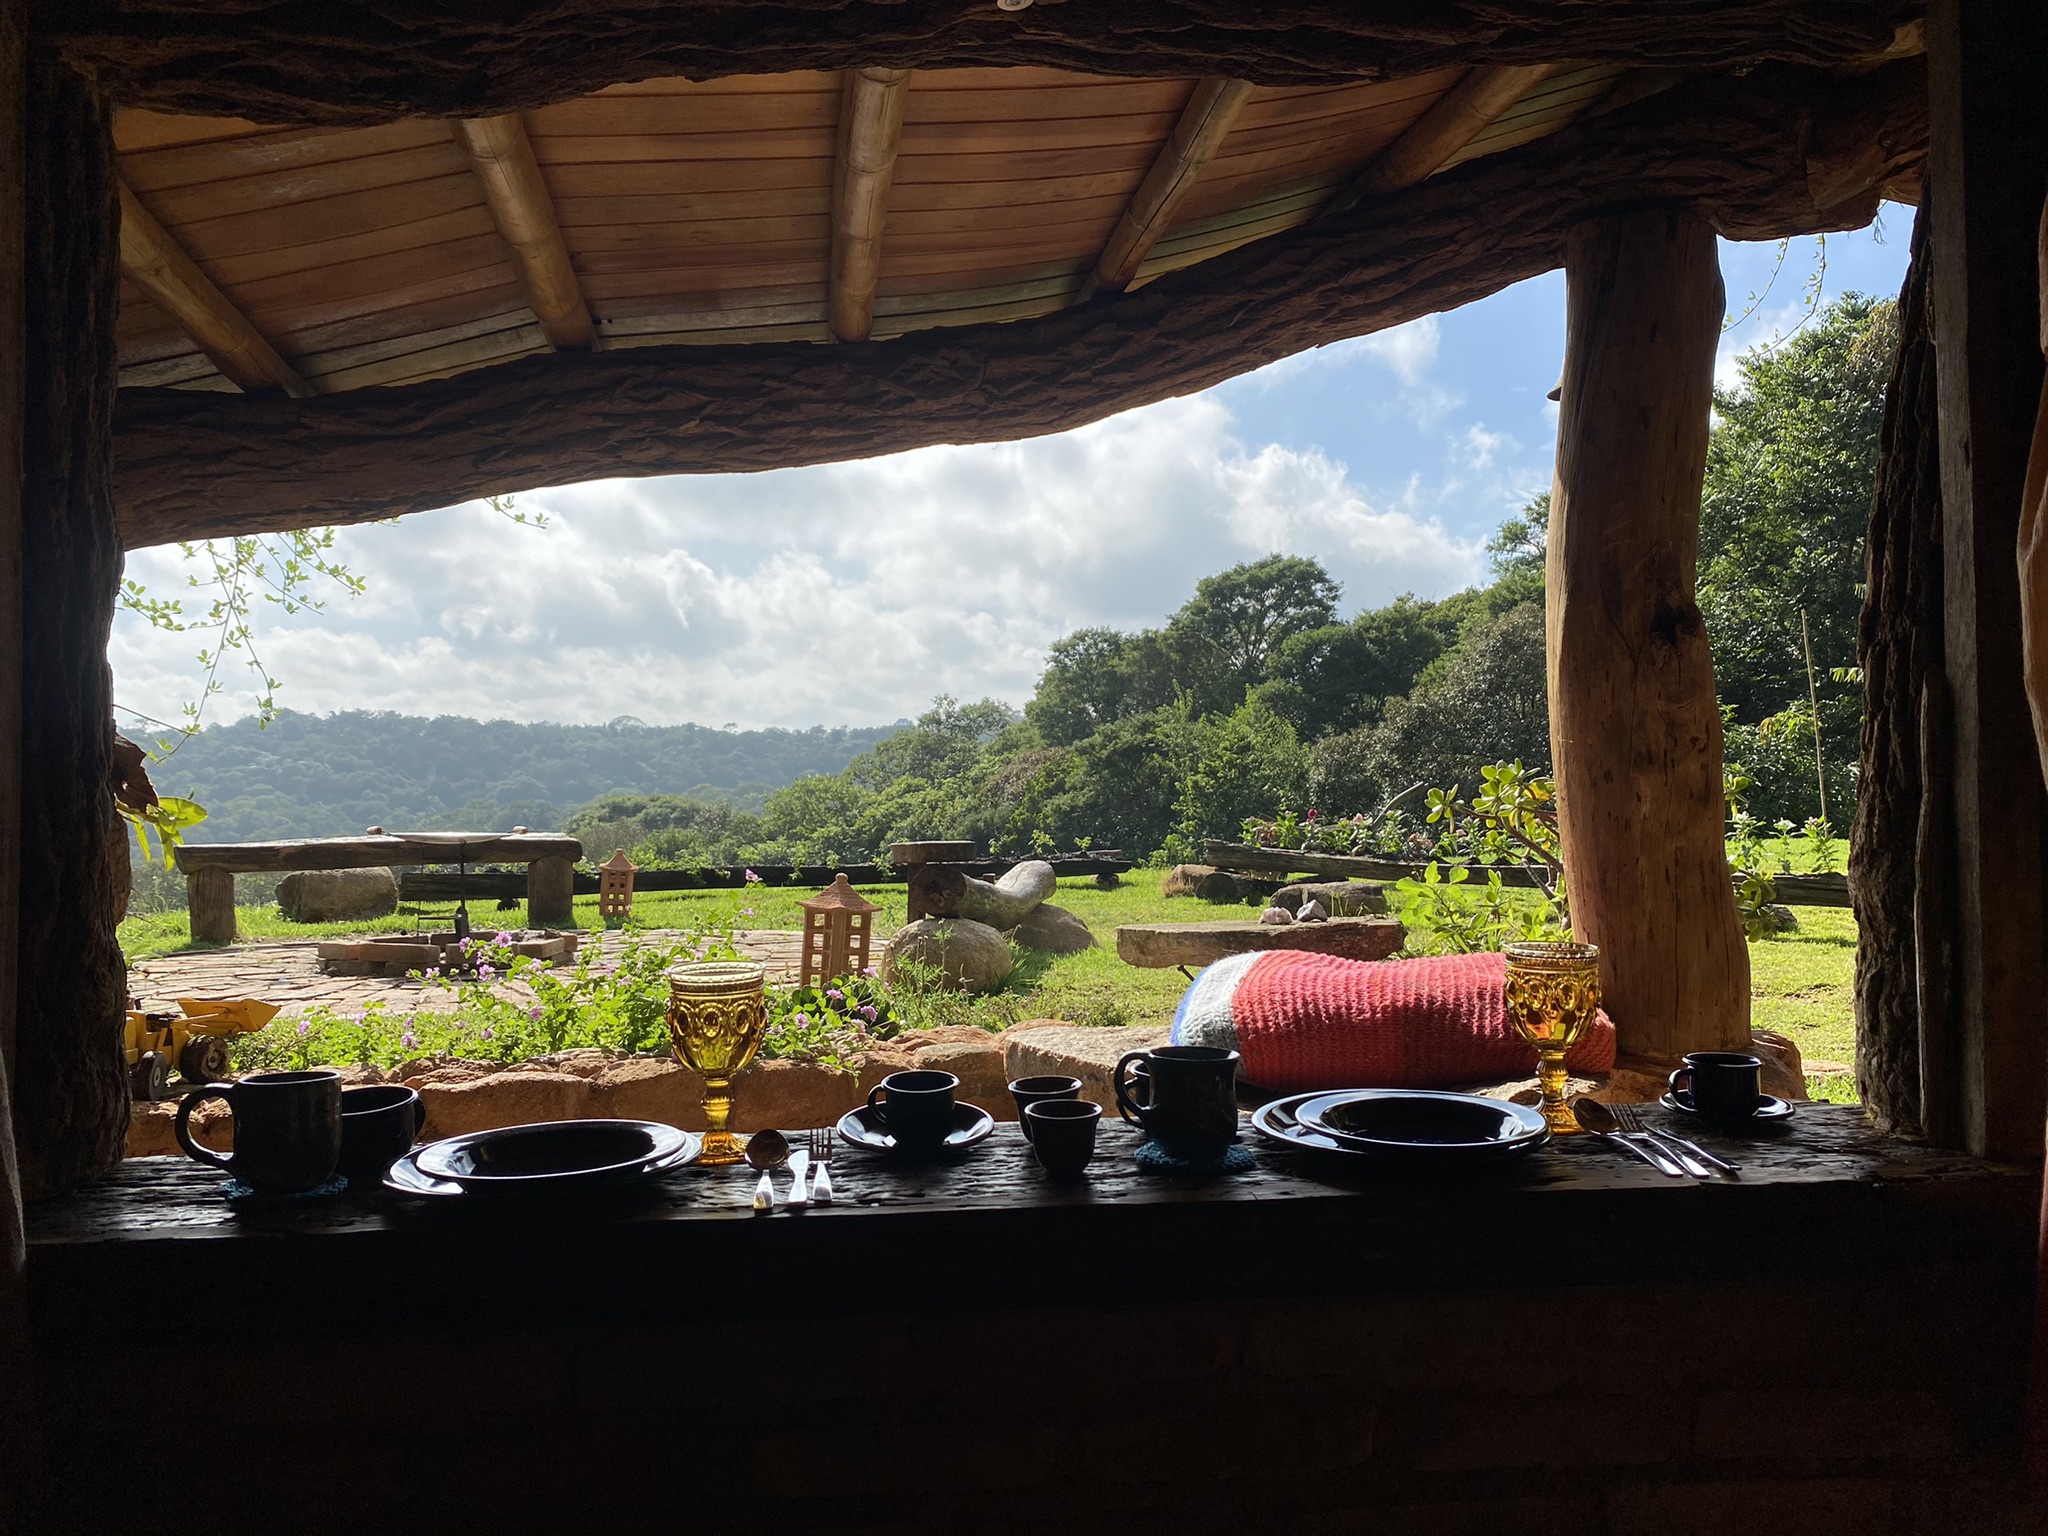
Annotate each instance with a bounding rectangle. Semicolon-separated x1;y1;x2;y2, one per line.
222;1173;349;1207
1133;1140;1255;1175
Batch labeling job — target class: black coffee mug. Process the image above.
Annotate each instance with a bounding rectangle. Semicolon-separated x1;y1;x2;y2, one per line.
1669;1051;1764;1120
175;1069;343;1192
338;1084;427;1178
1114;1046;1240;1157
1009;1074;1082;1141
867;1070;959;1153
1026;1099;1101;1178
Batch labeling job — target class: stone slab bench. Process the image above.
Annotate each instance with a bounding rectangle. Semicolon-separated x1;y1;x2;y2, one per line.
174;832;583;942
1116;916;1405;968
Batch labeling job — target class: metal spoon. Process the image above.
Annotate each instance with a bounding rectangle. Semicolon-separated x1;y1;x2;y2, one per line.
744;1129;789;1170
1569;1097;1687;1178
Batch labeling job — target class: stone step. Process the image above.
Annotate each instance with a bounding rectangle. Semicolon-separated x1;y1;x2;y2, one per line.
1115;916;1405;969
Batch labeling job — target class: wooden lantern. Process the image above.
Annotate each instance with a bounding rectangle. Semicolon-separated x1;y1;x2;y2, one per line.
597;848;638;919
801;873;878;987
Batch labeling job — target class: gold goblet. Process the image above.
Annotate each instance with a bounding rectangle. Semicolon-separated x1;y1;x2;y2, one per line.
1502;940;1602;1136
667;960;768;1165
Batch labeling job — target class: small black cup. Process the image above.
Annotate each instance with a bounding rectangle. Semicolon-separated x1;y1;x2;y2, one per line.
1114;1046;1240;1158
338;1084;427;1179
866;1070;960;1153
175;1069;343;1193
1009;1074;1082;1141
1669;1051;1764;1121
1026;1099;1101;1178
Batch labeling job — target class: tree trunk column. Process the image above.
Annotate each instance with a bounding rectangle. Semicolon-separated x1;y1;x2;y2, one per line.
527;856;574;929
12;55;127;1197
1546;204;1750;1061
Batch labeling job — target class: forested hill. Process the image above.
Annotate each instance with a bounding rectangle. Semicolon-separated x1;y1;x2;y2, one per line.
149;710;902;844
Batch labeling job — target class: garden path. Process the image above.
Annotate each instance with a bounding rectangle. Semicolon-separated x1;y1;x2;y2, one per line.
126;929;812;1016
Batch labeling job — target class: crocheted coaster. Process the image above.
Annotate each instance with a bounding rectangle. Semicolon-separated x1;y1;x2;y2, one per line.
1133;1140;1255;1175
222;1173;349;1207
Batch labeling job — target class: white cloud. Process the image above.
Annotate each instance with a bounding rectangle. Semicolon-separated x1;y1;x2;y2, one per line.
112;392;1484;731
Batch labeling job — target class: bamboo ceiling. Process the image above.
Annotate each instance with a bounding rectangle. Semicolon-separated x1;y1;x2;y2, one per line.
113;64;1632;397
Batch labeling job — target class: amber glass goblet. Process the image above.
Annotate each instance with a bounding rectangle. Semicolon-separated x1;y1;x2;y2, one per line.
666;960;767;1165
1502;940;1602;1136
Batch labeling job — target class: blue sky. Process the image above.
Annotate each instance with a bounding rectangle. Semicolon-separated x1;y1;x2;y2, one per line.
112;207;1914;733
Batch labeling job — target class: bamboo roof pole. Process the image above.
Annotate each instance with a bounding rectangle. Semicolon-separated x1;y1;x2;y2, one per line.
1085;77;1255;298
452;114;594;350
828;66;910;343
1324;63;1558;215
116;180;312;397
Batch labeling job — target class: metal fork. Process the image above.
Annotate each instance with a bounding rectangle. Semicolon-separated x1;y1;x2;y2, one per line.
1612;1101;1739;1179
808;1126;835;1205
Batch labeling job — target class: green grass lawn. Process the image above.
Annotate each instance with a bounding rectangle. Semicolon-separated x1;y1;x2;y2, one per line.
121;872;1861;1099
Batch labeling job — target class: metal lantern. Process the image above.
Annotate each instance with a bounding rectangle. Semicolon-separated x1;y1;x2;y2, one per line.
597;848;638;919
800;873;878;987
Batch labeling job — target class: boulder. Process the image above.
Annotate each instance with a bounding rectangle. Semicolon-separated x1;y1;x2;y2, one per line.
1752;1029;1808;1101
881;918;1015;993
589;1058;706;1127
277;867;399;923
1161;864;1240;902
730;1058;861;1131
1272;880;1388;917
417;1071;592;1139
902;1038;1012;1118
1259;906;1293;925
1011;902;1097;954
1002;1022;1173;1117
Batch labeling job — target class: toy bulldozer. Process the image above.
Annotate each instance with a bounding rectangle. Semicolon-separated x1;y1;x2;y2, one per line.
123;997;280;1101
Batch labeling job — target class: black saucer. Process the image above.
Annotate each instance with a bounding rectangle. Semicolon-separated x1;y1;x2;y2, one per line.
837;1101;995;1155
1661;1091;1795;1125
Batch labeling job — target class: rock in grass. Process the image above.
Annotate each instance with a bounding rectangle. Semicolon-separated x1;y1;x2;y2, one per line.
880;918;1015;994
1010;902;1097;954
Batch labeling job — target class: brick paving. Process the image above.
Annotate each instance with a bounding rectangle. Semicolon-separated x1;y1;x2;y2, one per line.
127;928;822;1016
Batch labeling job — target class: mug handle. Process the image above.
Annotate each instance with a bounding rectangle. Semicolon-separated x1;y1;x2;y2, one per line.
1112;1052;1150;1127
174;1084;235;1172
865;1083;889;1127
1667;1066;1693;1101
411;1096;428;1144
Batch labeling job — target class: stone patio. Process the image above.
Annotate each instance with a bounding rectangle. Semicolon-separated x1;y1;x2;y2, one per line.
126;927;824;1015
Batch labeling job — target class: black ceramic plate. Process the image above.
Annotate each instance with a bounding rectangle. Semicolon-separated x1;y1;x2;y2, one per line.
413;1119;695;1191
385;1135;699;1198
1253;1090;1547;1160
1661;1092;1795;1124
836;1102;995;1155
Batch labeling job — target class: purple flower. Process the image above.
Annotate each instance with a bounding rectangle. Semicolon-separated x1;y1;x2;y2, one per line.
826;988;844;1003
481;1027;494;1041
528;1006;544;1021
494;931;514;945
858;1005;877;1023
744;868;761;884
739;908;755;917
478;962;496;980
401;1030;418;1051
792;1012;810;1028
296;1020;309;1038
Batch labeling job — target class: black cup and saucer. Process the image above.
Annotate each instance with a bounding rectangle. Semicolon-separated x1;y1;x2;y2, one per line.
1660;1051;1795;1126
838;1070;995;1155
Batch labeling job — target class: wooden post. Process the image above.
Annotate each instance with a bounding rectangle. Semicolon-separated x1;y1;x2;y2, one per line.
1546;203;1750;1061
1851;206;1942;1138
12;53;128;1198
527;855;574;929
1926;0;2048;1160
187;867;236;944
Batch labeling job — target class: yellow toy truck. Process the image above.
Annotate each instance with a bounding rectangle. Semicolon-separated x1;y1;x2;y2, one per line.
123;997;281;1100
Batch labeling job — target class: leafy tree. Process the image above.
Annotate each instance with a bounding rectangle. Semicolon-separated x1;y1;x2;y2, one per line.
1165;554;1342;692
1698;295;1893;724
1257;596;1465;740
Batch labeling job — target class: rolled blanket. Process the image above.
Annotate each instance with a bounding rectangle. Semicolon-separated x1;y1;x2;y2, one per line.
1172;949;1615;1091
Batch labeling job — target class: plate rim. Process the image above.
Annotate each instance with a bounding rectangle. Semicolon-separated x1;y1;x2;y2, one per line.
1252;1089;1547;1158
413;1118;691;1187
1294;1088;1546;1151
836;1100;995;1153
385;1130;701;1198
1660;1091;1795;1122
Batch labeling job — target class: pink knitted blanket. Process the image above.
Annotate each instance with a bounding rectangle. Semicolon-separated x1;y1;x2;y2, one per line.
1171;949;1615;1091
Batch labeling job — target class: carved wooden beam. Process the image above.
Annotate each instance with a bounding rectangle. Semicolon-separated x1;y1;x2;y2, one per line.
116;180;311;397
1325;64;1558;216
110;63;1925;549
1089;77;1255;295
52;1;1921;127
451;115;594;351
829;66;911;343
